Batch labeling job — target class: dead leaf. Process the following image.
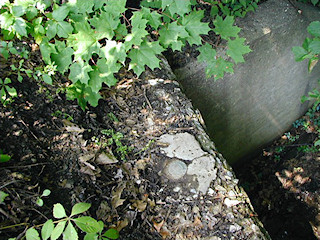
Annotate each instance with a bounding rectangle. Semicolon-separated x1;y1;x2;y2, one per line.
116;218;129;232
79;153;95;163
193;216;203;229
96;151;118;164
153;219;164;232
160;226;171;239
111;182;126;209
132;199;147;212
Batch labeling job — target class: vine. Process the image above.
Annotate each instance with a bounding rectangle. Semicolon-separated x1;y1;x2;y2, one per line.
0;0;258;109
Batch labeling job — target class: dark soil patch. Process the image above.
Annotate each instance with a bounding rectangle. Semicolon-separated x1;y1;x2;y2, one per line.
234;107;320;240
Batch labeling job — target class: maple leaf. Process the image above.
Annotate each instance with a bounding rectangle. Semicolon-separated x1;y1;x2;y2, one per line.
180;10;210;45
159;21;189;51
141;7;161;29
51;46;74;73
103;0;126;15
89;11;119;40
128;40;164;76
198;43;234;79
125;11;148;50
100;40;126;65
69;60;92;84
162;0;191;16
88;57;120;91
39;37;57;64
67;21;100;61
214;15;241;40
227;37;251;63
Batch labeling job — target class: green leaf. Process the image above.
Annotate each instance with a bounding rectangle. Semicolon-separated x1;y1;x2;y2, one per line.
56;21;73;38
67;21;100;61
0;153;11;163
311;0;319;6
159;21;189;51
6;86;17;97
101;40;126;65
69;61;92;84
84;86;101;107
63;222;78;240
42;189;51;197
214;15;241;40
162;0;191;16
141;7;161;29
70;203;91;217
227;37;251;63
124;11;148;50
36;198;44;207
51;221;67;240
103;229;119;240
292;46;309;62
308;58;318;72
68;0;94;14
41;219;54;240
128;40;164;76
309;39;320;54
42;74;52;85
84;233;98;240
39;38;57;64
52;5;70;21
0;191;9;203
198;43;234;79
51;47;74;73
53;203;67;219
13;17;27;37
315;139;320;147
103;0;126;15
12;5;26;17
66;82;87;110
73;216;101;233
89;11;119;40
180;10;210;45
26;228;40;240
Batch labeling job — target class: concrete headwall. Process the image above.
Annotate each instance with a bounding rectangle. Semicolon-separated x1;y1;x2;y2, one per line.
174;0;320;164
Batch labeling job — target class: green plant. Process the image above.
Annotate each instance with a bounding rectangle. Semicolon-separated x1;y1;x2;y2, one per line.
51;110;74;121
23;202;119;240
100;129;132;161
35;189;51;207
284;132;300;143
0;0;255;110
0;190;9;203
0;150;12;163
0;77;17;105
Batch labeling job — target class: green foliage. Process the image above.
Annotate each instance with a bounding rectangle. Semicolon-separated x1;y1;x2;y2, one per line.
0;77;17;105
0;0;255;109
24;202;119;240
298;0;320;7
0;190;9;203
35;189;51;207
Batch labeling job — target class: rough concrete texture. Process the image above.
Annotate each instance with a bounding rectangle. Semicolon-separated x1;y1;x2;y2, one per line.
174;0;320;164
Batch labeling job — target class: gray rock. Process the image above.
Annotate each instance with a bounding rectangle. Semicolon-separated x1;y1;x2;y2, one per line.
174;0;320;164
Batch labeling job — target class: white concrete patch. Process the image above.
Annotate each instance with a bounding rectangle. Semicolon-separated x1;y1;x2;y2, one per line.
187;155;217;194
159;132;217;193
159;132;207;160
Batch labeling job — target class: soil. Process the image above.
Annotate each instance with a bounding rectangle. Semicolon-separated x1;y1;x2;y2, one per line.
234;106;320;240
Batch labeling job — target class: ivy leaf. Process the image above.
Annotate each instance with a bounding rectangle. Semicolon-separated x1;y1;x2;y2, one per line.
198;43;234;79
162;0;191;16
68;0;94;14
214;15;241;40
51;46;74;73
128;40;164;76
69;60;92;84
68;21;100;61
89;11;119;40
227;37;251;63
159;21;189;51
141;7;161;29
125;11;148;50
12;5;26;17
180;10;210;45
